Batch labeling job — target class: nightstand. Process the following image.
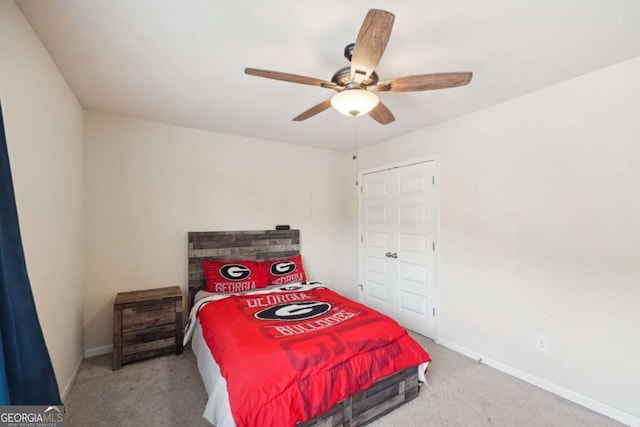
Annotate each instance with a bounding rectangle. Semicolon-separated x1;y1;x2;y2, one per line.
113;286;183;370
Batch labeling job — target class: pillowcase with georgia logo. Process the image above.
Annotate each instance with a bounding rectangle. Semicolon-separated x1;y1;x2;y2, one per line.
261;255;307;285
202;260;269;293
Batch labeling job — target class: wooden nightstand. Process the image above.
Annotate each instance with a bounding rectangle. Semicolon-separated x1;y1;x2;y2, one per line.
113;286;183;370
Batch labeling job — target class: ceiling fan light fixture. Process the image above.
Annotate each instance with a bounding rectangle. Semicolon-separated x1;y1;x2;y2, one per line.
330;88;379;117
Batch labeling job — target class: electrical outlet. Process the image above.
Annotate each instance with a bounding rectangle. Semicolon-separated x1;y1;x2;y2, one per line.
536;334;549;352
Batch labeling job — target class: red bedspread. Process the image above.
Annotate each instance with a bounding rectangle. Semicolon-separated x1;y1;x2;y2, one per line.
197;285;431;427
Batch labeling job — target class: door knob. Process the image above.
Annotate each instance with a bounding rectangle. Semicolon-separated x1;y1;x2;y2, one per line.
385;252;398;258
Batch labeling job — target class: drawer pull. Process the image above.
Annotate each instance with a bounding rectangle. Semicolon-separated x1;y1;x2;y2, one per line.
136;305;167;313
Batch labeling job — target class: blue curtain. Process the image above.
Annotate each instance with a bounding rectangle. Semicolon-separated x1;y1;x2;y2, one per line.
0;330;9;404
0;100;61;405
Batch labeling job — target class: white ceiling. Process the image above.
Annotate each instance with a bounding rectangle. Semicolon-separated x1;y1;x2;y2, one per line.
16;0;640;152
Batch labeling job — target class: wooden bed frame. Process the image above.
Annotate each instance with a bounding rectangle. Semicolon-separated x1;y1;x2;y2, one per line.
187;229;421;427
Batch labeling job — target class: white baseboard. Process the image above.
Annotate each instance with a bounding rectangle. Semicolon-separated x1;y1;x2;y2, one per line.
61;355;83;402
436;338;639;427
84;344;112;358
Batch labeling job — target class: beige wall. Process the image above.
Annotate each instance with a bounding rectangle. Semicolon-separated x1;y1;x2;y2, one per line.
0;0;85;399
83;111;357;351
358;57;640;421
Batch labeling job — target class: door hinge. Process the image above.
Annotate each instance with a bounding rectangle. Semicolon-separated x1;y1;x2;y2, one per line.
432;241;435;251
432;176;435;185
360;186;363;193
360;235;363;243
358;284;363;291
432;307;436;317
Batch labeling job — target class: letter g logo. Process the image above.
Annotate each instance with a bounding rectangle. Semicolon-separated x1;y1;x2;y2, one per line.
220;264;251;281
255;301;332;321
270;261;296;276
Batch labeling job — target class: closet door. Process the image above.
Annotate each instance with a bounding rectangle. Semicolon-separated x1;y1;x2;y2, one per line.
360;161;436;338
360;167;396;316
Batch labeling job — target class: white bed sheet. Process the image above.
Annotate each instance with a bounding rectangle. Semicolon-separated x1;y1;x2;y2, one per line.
192;320;235;427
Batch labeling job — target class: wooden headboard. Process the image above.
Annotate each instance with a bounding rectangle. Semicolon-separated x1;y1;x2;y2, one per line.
187;229;300;309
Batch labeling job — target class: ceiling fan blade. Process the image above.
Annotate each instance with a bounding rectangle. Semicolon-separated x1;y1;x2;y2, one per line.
245;68;338;90
350;9;395;84
292;99;332;121
374;72;473;92
365;83;391;93
368;101;395;125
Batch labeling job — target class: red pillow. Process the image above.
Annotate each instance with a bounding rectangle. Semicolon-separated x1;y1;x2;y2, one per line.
261;255;307;285
202;260;269;293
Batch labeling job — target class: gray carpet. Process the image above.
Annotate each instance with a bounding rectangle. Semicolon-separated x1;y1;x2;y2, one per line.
65;334;624;426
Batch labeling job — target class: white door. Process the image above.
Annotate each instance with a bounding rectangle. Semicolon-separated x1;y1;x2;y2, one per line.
360;160;437;338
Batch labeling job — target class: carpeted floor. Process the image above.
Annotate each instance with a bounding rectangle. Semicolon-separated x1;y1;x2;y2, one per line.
64;333;624;426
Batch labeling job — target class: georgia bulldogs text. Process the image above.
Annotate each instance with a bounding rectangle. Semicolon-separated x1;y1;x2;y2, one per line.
242;290;363;338
269;308;360;337
246;291;311;308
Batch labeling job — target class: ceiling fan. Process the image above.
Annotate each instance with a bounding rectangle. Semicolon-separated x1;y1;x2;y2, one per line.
245;9;472;125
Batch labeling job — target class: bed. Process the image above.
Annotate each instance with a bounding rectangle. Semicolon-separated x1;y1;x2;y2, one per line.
186;229;430;426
